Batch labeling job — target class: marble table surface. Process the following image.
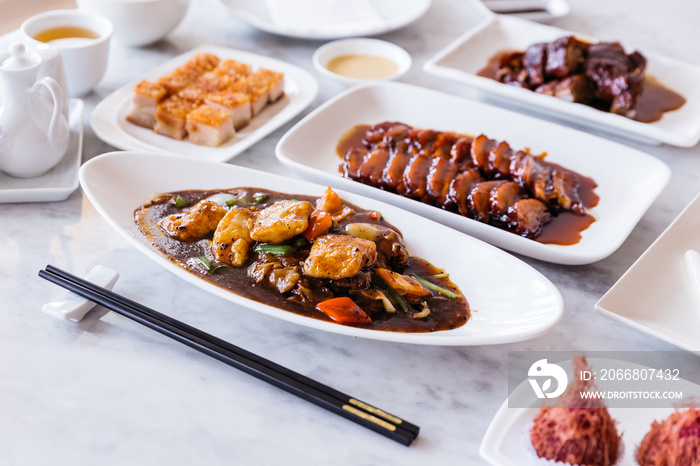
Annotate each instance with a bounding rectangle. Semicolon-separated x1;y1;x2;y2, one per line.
2;0;699;464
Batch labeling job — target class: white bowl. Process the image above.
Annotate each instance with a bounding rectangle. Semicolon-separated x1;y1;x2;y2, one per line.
76;0;189;47
312;38;411;84
20;9;113;97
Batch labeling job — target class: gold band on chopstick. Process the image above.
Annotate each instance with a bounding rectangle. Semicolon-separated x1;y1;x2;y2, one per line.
342;404;397;431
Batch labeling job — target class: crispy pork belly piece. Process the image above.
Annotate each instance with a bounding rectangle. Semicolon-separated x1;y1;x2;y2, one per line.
154;97;199;140
126;80;168;129
303;234;377;280
216;59;252;80
185;105;235;147
250;200;314;243
205;91;252;130
212;208;255;266
157;52;220;94
544;36;588;79
178;70;233;102
256;68;285;102
230;74;269;116
160;199;226;241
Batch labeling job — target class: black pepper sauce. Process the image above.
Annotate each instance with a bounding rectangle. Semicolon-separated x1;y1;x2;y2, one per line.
477;51;686;123
335;125;598;246
134;188;470;333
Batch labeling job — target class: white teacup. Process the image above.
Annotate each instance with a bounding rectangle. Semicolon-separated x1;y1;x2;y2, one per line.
20;9;113;97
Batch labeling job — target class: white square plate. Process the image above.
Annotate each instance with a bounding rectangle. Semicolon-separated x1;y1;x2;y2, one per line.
595;192;700;351
423;15;700;147
91;45;318;162
275;81;670;265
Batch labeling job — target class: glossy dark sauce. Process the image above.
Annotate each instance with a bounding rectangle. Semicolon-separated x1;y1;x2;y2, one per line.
477;51;686;123
135;188;471;333
336;124;597;245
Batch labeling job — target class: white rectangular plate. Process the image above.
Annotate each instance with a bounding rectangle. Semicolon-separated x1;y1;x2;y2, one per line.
91;45;318;162
0;99;83;203
595;192;700;351
480;357;700;466
275;81;670;265
423;15;700;147
79;151;563;346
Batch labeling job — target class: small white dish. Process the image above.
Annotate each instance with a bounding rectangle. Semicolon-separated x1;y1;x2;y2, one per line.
423;14;700;147
76;0;190;47
480;357;700;466
20;9;113;97
312;38;411;84
595;192;700;351
275;81;670;265
0;99;83;203
217;0;431;40
481;0;570;22
90;45;318;162
79;150;563;346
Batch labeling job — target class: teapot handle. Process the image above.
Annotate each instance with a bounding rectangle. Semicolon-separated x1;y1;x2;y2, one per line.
32;77;64;146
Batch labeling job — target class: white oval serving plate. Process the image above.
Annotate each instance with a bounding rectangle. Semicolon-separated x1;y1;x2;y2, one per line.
79;151;563;346
275;81;671;265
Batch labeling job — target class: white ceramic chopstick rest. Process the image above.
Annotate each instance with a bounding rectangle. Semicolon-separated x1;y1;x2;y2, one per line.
685;249;700;303
42;265;119;321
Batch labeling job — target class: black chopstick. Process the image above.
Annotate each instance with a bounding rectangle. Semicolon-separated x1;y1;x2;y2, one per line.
39;265;419;445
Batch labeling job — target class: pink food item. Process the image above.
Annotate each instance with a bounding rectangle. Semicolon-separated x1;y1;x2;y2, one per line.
184;105;235;147
636;408;700;466
530;355;621;466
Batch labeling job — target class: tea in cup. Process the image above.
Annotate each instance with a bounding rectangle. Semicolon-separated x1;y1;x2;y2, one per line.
21;9;113;96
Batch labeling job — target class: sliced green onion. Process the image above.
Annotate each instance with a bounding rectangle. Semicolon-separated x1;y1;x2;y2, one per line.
253;193;269;203
197;255;211;269
210;265;230;274
411;275;457;298
433;272;449;278
196;255;229;274
225;199;236;207
254;244;293;255
174;194;188;208
293;236;308;248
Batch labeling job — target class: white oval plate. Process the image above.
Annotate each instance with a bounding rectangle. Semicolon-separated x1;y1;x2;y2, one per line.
275;81;671;265
423;15;700;147
217;0;431;40
79;151;563;346
91;45;318;162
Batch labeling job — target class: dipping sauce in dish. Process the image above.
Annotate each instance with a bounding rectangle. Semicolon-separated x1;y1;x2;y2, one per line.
33;26;100;45
326;54;399;80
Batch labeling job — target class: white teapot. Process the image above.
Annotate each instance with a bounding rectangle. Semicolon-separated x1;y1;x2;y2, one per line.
0;42;69;178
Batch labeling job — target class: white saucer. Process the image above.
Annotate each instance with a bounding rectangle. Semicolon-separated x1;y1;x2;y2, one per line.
0;99;83;203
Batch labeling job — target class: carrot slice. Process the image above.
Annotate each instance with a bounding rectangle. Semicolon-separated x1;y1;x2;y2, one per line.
375;268;431;297
302;209;332;242
316;297;371;323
